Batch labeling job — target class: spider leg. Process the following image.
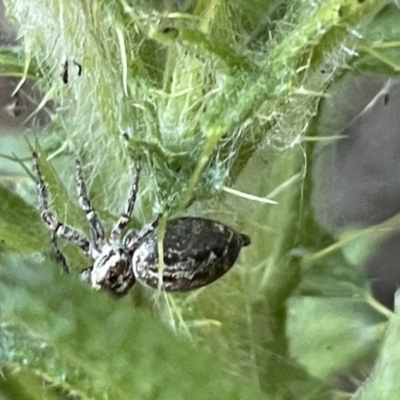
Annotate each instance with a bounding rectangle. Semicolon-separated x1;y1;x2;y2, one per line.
75;160;105;248
111;158;141;242
32;152;50;212
79;266;92;285
50;231;70;274
124;213;161;251
33;152;91;256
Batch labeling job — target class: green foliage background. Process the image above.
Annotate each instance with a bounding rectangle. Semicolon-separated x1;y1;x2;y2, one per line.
0;0;398;399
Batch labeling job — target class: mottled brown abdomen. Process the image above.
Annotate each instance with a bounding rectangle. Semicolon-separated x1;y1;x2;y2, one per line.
132;217;250;291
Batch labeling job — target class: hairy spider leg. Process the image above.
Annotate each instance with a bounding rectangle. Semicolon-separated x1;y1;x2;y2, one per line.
110;159;141;242
75;160;105;249
124;213;161;251
50;231;69;273
32;152;91;260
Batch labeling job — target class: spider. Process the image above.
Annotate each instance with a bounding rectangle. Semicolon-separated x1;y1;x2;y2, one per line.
32;152;251;297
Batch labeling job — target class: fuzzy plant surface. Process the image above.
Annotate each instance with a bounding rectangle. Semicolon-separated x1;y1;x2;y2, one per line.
0;0;397;400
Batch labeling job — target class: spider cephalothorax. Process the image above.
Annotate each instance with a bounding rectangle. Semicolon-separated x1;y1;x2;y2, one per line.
32;152;250;296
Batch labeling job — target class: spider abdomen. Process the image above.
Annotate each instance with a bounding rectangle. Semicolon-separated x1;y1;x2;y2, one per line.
132;217;250;292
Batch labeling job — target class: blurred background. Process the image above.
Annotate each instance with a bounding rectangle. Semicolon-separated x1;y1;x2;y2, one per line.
0;0;50;195
313;73;400;310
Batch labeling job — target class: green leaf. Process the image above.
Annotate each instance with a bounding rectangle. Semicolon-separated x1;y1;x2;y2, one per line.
0;185;47;253
351;293;400;399
0;253;268;400
287;296;386;380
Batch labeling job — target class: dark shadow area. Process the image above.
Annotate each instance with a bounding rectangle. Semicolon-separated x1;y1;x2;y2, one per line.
313;73;400;310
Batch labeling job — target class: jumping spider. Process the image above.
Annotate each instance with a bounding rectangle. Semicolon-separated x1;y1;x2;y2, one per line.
32;153;251;296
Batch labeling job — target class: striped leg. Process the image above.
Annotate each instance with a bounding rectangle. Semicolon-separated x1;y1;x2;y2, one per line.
33;152;91;257
124;213;160;251
50;231;70;273
111;159;141;242
75;160;105;248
